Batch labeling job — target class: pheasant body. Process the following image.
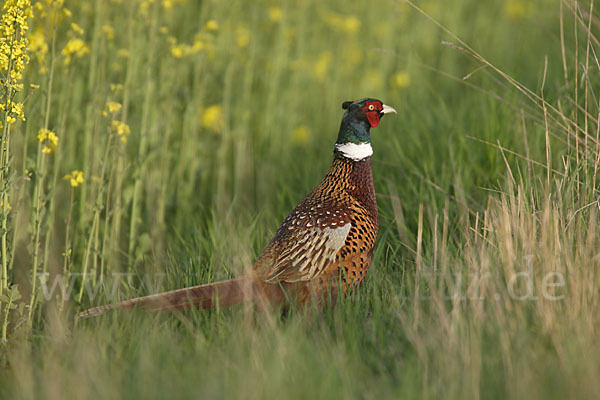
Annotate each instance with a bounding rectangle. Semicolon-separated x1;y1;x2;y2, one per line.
79;98;395;318
255;156;378;295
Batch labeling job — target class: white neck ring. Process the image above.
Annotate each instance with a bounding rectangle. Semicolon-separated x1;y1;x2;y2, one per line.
334;142;373;161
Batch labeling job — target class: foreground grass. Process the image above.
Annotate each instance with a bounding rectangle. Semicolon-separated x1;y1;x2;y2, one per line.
1;0;600;398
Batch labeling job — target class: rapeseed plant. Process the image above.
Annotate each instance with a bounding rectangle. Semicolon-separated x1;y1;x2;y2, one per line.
0;0;31;316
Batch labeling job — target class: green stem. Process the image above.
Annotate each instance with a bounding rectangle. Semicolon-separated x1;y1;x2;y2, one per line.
0;125;11;299
78;132;113;304
128;1;158;267
0;35;16;298
40;18;58;285
112;1;136;271
28;145;46;323
99;152;116;280
60;188;75;312
1;295;12;342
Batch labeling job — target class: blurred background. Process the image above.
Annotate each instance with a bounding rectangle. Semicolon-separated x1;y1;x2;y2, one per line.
2;0;599;398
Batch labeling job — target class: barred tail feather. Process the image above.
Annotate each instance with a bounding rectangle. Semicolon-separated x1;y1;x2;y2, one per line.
77;278;272;318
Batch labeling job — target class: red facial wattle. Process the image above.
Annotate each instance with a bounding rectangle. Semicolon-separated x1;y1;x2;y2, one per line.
361;101;383;128
366;112;380;128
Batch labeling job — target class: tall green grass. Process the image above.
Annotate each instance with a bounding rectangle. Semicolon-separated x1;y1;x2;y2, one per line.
1;0;599;398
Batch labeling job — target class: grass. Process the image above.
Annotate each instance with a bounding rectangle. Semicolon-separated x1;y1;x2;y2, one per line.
1;0;600;398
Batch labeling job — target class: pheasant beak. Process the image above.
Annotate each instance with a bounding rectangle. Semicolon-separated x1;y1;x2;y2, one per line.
381;104;397;115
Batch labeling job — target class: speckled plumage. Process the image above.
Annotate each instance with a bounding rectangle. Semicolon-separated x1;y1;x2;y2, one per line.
255;155;378;297
78;98;394;318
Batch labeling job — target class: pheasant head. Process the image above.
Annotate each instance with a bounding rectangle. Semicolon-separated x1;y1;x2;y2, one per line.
335;98;396;161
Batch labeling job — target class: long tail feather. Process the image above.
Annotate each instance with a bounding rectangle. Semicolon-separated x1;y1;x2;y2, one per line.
77;278;270;318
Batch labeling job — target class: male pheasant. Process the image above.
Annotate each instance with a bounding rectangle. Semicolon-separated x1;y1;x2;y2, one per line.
79;98;396;317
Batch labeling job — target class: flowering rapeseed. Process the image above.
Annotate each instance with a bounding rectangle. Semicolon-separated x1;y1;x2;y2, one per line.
28;28;47;73
102;101;122;116
0;0;32;90
268;8;282;23
204;20;218;32
391;71;411;89
292;126;310;144
61;38;89;65
111;120;131;142
37;128;59;154
70;22;84;35
323;12;360;35
505;0;530;20
0;101;25;125
201;105;224;132
101;24;114;41
64;170;84;187
235;27;250;48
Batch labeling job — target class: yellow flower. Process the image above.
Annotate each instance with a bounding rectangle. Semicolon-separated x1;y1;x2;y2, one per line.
268;7;282;23
139;0;152;15
111;120;131;142
28;28;48;73
117;48;130;58
170;35;205;59
0;200;11;211
292;125;310;144
235;27;250;48
323;12;360;35
1;101;25;124
63;8;72;17
0;0;32;89
159;26;168;34
37;128;59;154
101;24;114;40
313;51;332;82
110;83;124;93
342;16;360;34
171;45;184;58
192;34;204;52
102;101;122;116
505;0;529;20
201;104;224;132
10;102;25;121
64;170;84;187
204;19;218;32
71;22;84;35
391;71;410;89
62;38;90;65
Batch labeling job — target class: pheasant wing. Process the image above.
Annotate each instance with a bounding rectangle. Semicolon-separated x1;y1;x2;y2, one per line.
260;223;351;283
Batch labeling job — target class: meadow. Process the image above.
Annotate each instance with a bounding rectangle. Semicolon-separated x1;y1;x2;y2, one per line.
1;0;599;398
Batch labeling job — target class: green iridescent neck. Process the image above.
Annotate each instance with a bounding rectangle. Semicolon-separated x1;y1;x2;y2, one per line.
335;112;371;145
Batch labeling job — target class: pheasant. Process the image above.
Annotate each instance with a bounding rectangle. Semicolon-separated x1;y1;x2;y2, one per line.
79;98;396;318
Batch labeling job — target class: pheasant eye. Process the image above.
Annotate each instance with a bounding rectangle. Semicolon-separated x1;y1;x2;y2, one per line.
368;105;375;111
